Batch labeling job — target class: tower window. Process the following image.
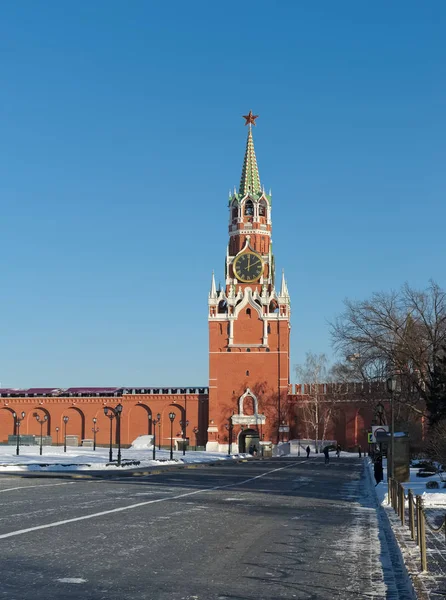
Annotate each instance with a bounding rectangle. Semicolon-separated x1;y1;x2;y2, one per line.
267;324;271;334
246;370;250;376
246;308;251;317
259;200;267;216
247;348;251;352
244;200;254;216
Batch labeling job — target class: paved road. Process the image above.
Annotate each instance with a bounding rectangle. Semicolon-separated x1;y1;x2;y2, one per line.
0;457;413;599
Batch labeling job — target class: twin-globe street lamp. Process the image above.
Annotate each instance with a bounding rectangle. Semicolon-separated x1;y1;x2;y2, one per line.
92;417;99;451
13;411;26;456
34;413;48;456
104;404;123;466
168;412;176;460
179;419;189;456
63;415;69;452
149;413;161;460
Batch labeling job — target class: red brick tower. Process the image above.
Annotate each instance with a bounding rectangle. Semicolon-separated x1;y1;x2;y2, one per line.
207;113;291;453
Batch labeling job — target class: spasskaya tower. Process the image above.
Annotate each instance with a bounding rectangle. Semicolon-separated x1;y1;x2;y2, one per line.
207;113;291;453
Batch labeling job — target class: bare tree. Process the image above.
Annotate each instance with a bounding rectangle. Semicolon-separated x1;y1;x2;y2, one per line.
295;352;341;452
330;281;446;426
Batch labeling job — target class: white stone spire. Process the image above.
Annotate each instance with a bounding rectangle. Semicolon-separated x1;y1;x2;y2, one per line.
209;271;217;299
280;269;289;298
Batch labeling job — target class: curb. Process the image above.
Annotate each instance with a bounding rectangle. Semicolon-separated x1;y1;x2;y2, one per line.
365;460;430;600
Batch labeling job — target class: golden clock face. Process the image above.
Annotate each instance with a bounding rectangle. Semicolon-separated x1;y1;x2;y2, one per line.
233;251;263;283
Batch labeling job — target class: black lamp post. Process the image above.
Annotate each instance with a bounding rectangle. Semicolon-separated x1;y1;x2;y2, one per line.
104;404;123;465
104;408;115;462
168;411;176;460
151;414;160;460
157;413;161;450
92;417;99;451
13;411;26;456
35;413;48;456
55;426;60;447
63;415;69;452
225;418;233;456
180;419;189;456
386;376;398;480
193;426;199;450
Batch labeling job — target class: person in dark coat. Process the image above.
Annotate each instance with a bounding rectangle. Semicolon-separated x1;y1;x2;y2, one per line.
306;445;311;458
374;454;383;484
358;445;362;458
323;446;330;464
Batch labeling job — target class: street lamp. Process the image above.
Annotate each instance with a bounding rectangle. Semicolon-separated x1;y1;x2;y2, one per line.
35;413;48;456
157;413;161;450
104;404;123;465
92;417;99;451
63;415;69;452
13;411;26;456
225;418;234;456
179;419;189;456
104;408;115;462
193;427;199;450
151;414;160;460
55;426;60;446
168;411;176;460
386;376;398;480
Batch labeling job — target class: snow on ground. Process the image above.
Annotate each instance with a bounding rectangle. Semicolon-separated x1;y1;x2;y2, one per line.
0;443;252;472
375;459;446;507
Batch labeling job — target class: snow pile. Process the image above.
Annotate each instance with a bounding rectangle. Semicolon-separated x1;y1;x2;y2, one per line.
130;435;154;449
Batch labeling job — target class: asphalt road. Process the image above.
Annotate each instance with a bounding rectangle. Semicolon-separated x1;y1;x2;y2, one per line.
0;457;413;600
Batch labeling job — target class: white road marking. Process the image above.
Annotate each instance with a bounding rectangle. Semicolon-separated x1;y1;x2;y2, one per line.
56;578;87;584
0;482;76;493
0;462;298;540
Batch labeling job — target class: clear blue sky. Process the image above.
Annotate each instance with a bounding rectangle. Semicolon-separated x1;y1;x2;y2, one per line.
1;1;445;387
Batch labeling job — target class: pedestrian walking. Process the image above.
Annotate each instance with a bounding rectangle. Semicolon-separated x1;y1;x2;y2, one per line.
323;446;330;465
358;445;362;458
306;445;311;458
336;444;341;458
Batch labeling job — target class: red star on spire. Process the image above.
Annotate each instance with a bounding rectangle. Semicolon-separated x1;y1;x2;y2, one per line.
242;110;259;126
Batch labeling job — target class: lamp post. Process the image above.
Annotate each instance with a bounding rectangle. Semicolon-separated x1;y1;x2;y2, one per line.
104;404;123;465
180;419;189;456
92;417;99;451
55;426;59;447
152;414;160;460
225;418;233;456
13;411;26;456
193;426;199;450
35;413;48;456
386;376;398;480
63;415;69;453
157;413;161;450
104;408;115;462
168;411;176;460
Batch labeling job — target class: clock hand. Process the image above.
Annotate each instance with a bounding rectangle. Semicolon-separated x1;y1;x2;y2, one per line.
248;254;251;269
